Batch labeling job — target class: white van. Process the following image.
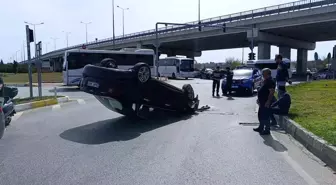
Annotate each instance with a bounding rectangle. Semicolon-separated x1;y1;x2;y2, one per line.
157;57;195;79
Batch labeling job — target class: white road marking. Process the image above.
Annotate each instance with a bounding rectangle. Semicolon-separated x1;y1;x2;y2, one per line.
272;135;318;185
52;104;61;111
12;112;23;122
77;99;86;105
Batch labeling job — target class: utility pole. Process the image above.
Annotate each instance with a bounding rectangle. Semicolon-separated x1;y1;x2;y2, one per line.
45;42;49;53
117;5;129;37
80;21;91;43
62;31;71;47
50;37;59;50
24;21;44;57
25;25;34;98
112;0;115;49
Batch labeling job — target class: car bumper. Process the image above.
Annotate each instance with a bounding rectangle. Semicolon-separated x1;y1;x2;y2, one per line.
80;77;125;97
222;81;253;91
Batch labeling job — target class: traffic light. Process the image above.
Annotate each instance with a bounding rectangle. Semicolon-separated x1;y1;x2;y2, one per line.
28;28;34;43
248;52;256;60
198;21;202;32
223;23;226;32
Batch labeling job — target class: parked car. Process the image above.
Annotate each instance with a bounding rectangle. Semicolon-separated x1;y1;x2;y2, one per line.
222;68;262;96
313;68;336;80
80;60;200;119
200;68;213;79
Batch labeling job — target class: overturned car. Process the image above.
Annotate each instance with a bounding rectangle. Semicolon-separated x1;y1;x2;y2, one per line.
80;58;200;118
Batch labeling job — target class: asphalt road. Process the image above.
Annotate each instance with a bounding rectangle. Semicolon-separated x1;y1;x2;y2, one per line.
1;79;335;185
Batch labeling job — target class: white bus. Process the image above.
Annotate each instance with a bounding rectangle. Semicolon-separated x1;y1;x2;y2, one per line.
157;57;195;79
246;58;293;79
62;49;156;86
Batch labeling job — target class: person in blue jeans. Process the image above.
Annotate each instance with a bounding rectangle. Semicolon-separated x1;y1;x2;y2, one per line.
275;54;291;99
269;91;291;126
254;68;276;135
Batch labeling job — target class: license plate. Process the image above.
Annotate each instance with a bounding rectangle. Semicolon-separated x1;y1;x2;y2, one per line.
232;86;238;88
87;81;99;88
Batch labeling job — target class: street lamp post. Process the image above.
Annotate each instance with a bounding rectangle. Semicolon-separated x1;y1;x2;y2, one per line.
24;21;44;57
50;37;59;50
80;21;92;43
117;5;129;37
45;42;49;53
62;31;71;47
112;0;115;48
15;50;20;62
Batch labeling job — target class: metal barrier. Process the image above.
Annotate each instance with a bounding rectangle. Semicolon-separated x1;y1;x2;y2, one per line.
41;0;336;58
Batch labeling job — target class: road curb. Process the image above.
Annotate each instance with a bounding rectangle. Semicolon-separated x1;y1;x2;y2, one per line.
275;115;336;171
5;83;38;87
15;96;70;112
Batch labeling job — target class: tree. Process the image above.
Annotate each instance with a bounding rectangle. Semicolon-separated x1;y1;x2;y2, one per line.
13;60;18;74
314;52;319;61
327;52;331;65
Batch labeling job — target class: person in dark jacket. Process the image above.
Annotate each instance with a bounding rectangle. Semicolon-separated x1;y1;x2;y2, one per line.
275;54;291;99
223;67;233;96
269;91;291;125
254;68;276;135
212;66;222;97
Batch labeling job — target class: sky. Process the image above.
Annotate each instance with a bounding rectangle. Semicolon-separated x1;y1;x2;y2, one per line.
0;0;335;63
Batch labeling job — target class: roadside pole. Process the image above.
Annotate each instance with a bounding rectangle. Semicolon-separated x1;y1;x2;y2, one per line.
25;25;34;98
36;41;43;98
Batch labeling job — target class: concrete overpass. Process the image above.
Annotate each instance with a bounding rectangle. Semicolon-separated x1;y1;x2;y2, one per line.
37;0;336;74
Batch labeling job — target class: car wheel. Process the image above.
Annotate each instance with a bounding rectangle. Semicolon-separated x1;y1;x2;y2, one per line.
133;63;151;83
100;58;118;68
5;117;11;127
182;84;195;101
0;113;5;139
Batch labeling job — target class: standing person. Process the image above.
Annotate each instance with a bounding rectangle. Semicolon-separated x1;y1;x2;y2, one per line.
275;54;291;99
254;68;275;135
211;66;222;97
223;67;233;96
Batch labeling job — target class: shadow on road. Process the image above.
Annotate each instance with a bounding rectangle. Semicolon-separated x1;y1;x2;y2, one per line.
59;111;193;145
261;135;288;152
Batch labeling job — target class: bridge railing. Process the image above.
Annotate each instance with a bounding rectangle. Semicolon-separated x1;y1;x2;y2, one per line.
43;0;336;57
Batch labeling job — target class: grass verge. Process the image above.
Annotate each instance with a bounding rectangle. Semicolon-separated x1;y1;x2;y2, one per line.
2;73;62;83
287;80;336;145
13;96;63;105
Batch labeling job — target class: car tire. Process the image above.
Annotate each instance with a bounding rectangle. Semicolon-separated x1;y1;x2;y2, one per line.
0;113;5;140
5;117;11;127
100;58;118;68
133;63;151;83
182;84;195;101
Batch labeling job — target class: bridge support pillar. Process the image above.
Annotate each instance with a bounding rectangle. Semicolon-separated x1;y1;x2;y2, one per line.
257;43;271;59
297;49;308;75
279;46;291;60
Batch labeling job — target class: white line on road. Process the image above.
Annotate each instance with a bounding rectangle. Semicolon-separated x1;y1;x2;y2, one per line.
77;99;86;105
52;104;61;111
12;112;23;122
272;135;318;185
